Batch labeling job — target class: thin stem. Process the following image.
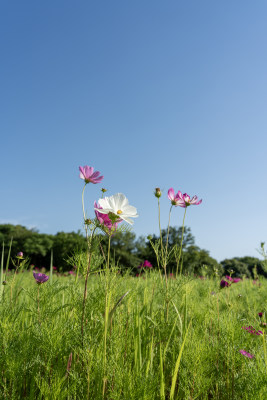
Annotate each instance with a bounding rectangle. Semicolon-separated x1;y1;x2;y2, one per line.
157;198;164;266
107;234;111;270
165;205;173;266
82;184;89;241
176;208;187;276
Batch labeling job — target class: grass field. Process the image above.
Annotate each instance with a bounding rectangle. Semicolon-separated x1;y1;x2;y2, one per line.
0;269;266;399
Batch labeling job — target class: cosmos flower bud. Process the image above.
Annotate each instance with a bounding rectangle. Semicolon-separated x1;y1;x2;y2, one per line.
17;252;24;259
2;281;7;286
101;188;107;193
154;188;162;198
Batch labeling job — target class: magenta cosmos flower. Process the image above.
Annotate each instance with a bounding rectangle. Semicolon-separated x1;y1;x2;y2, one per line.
175;191;202;208
33;272;49;284
239;350;255;359
168;188;184;206
220;279;230;288
242;326;263;336
233;277;242;283
79;165;104;184
137;260;153;269
94;201;122;232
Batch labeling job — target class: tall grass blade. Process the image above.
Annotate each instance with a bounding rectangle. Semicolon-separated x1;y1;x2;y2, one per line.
0;241;4;298
5;237;13;275
50;248;53;284
108;291;129;327
169;319;192;400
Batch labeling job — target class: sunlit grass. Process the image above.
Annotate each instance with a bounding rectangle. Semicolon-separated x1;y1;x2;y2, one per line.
0;270;266;399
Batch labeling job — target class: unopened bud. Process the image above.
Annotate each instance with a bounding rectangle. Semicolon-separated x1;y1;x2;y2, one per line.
2;281;7;285
101;188;107;193
17;252;24;259
147;235;152;241
154;188;161;198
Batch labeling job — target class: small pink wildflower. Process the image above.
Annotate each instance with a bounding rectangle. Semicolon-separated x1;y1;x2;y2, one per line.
233;278;242;283
220;279;230;288
258;312;263;318
239;350;255;359
167;188;184;206
79;165;103;184
176;191;202;208
242;326;263;336
33;272;49;284
137;260;153;269
225;275;233;282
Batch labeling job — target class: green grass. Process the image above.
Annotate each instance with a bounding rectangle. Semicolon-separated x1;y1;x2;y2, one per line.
0;270;266;399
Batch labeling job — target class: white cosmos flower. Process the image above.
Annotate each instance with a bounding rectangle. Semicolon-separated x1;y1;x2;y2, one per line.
95;193;138;225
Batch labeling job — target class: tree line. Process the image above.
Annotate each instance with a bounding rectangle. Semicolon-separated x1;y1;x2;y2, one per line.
0;224;266;278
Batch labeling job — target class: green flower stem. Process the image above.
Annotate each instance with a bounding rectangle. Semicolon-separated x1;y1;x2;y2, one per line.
176;208;187;276
165;205;173;266
157;198;164;267
107;234;111;271
82;184;89;241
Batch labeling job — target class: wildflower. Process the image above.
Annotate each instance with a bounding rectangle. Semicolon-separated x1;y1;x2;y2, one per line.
241;326;263;336
52;266;57;270
220;279;230;288
16;252;24;259
260;322;267;329
225;275;233;282
258;312;263;318
154;188;162;198
137;260;152;269
239;350;255;359
33;272;49;284
94;201;122;231
233;278;242;283
95;193;138;225
167;188;184;206
176;191;202;208
79;165;103;184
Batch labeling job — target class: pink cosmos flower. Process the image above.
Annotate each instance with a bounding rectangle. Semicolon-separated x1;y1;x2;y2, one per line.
175;191;202;208
220;279;230;288
167;188;184;206
239;350;255;359
225;275;233;282
33;272;49;284
79;165;103;184
233;278;242;283
242;326;263;336
94;201;122;232
137;260;153;269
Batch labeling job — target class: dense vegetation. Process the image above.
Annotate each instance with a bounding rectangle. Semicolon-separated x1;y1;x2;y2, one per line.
0;270;266;399
0;224;266;278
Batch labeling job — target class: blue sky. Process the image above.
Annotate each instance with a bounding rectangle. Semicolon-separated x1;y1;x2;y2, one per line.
0;1;266;262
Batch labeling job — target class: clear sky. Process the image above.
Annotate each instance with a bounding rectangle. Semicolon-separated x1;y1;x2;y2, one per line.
1;1;267;262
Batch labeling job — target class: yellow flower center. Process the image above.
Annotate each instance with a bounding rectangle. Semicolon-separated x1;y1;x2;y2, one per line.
117;210;123;215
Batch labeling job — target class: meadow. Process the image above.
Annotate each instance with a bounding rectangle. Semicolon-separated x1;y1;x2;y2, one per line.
0;268;266;400
0;166;266;399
